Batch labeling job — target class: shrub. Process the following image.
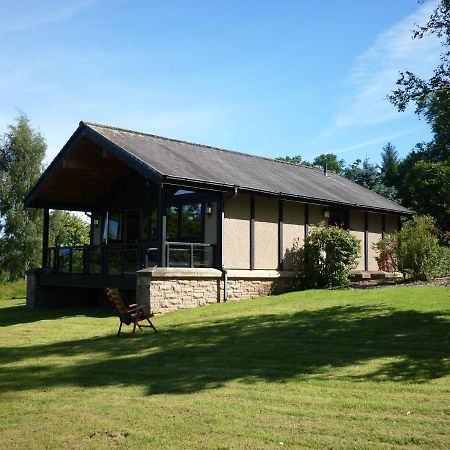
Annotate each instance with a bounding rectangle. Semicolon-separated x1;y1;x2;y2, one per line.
302;224;360;288
375;215;449;281
430;246;450;278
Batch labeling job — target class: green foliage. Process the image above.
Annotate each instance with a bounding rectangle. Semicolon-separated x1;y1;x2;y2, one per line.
302;224;360;288
344;157;399;202
275;155;310;165
0;114;46;280
380;142;400;187
49;211;90;247
375;216;448;281
312;153;345;174
430;245;450;278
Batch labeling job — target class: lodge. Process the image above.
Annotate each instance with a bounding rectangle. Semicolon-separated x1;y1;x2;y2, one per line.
24;122;411;312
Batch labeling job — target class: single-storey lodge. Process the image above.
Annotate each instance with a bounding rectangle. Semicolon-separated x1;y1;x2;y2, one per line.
25;122;411;313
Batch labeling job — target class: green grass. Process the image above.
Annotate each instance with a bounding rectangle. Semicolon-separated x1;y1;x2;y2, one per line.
0;285;449;449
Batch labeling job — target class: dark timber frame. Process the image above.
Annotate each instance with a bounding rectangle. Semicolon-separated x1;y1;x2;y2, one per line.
278;199;284;270
364;212;369;271
250;196;255;270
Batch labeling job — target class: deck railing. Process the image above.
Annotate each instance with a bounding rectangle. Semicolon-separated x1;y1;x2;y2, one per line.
46;242;215;275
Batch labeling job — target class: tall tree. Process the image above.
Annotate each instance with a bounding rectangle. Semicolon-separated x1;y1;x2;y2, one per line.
0;114;46;279
344;157;398;202
389;0;450;162
312;153;345;175
380;142;400;188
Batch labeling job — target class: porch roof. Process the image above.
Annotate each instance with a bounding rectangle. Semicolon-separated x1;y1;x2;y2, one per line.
25;121;412;215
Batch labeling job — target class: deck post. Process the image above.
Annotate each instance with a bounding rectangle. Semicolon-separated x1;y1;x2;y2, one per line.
42;208;50;269
158;185;167;267
250;196;255;270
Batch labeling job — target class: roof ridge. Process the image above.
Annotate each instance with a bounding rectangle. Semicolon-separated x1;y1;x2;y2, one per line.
81;120;321;173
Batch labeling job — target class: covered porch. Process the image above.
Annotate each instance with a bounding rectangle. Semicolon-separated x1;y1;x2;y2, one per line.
25;124;224;292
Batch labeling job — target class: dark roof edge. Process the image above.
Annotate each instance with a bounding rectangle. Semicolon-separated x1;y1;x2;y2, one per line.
163;175;414;216
83;121;323;173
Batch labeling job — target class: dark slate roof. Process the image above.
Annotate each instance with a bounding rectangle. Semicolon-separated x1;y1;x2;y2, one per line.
83;121;410;214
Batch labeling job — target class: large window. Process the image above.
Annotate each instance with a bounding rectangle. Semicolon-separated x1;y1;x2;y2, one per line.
140;208;158;242
166;203;203;241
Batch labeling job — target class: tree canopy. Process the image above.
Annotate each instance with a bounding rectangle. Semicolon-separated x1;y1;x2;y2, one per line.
0;114;46;280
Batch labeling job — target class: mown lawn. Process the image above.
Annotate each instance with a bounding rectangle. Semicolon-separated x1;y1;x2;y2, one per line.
0;285;449;449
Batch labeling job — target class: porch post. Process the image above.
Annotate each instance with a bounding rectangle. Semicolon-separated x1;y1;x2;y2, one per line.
158;185;167;266
216;191;223;269
42;208;50;269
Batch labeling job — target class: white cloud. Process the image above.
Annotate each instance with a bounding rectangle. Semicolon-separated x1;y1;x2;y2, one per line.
331;128;417;155
0;0;96;33
333;0;441;130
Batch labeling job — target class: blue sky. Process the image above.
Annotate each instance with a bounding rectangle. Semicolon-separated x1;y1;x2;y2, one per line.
0;0;442;166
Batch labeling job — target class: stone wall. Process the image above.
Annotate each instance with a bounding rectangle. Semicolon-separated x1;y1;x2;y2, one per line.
137;268;298;315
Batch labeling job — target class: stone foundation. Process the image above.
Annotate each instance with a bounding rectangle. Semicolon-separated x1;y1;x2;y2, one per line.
136;268;298;315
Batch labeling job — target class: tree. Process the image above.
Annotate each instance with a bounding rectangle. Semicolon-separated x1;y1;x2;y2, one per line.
380;142;400;187
49;211;90;247
389;0;450;162
275;155;310;165
0;114;45;280
344;157;398;201
312;153;345;175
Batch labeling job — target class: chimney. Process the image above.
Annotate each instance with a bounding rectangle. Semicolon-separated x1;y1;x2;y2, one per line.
323;162;328;177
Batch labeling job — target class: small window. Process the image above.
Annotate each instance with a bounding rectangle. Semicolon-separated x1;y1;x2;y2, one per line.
102;211;122;242
328;209;349;228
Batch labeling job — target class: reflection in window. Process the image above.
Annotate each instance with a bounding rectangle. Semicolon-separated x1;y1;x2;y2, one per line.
103;211;122;242
166;206;179;240
182;204;201;239
141;209;158;241
166;203;202;241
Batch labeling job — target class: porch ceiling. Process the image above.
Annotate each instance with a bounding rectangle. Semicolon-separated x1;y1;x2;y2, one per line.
26;134;140;211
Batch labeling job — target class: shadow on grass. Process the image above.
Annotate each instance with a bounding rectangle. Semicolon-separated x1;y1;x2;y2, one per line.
0;304;449;395
0;305;112;327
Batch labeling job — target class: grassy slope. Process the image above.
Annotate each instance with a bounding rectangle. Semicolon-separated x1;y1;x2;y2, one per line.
0;286;449;449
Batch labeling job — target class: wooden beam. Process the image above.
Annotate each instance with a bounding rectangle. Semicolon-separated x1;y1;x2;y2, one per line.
364;212;369;271
382;214;386;239
250;196;255;270
42;208;50;268
278;199;284;270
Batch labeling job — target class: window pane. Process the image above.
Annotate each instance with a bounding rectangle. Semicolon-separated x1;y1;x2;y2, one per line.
108;212;122;241
166;206;179;239
182;204;201;240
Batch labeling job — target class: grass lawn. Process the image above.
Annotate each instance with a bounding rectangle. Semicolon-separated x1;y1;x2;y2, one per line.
0;285;449;449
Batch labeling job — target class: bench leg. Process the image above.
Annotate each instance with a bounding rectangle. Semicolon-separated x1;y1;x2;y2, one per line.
118;321;123;336
147;318;157;334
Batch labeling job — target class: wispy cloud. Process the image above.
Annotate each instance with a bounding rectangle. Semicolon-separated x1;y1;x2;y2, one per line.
333;0;441;130
0;0;96;33
331;128;418;155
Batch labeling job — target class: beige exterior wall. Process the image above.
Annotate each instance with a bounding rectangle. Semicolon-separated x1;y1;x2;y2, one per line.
349;209;365;270
385;214;398;234
204;202;217;245
224;195;251;269
367;213;383;271
283;201;305;269
254;197;279;269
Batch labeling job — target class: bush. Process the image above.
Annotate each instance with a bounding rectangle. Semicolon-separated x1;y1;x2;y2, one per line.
430;246;450;278
301;224;360;288
375;215;449;281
